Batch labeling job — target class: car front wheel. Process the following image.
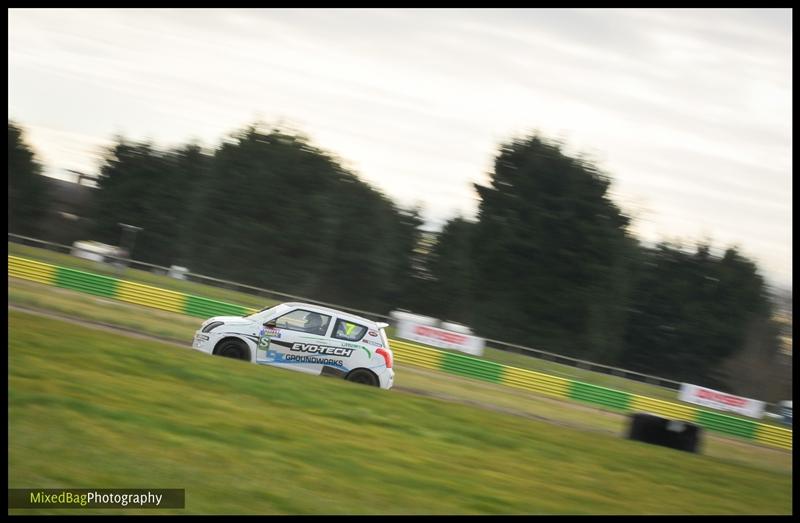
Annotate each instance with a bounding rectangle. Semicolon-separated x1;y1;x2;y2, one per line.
215;339;250;361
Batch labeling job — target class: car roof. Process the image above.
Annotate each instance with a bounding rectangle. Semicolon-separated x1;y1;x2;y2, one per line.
281;302;380;328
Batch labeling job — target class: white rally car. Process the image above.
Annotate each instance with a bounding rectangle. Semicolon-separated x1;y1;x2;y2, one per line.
191;302;394;389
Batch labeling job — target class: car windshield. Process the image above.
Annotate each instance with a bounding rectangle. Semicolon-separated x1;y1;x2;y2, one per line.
245;305;279;320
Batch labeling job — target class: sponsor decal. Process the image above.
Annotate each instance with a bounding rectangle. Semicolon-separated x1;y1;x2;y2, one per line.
368;330;378;337
268;339;371;358
397;320;485;356
290;343;355;358
336;342;372;357
695;388;747;407
256;327;280;349
414;325;468;344
679;383;765;418
338;341;373;358
263;328;281;338
195;334;210;342
284;354;344;366
259;348;281;363
258;349;346;368
363;339;381;347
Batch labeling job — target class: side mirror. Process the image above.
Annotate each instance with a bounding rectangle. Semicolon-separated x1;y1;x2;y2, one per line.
264;320;277;328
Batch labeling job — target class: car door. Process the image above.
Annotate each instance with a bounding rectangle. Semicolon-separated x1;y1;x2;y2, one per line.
255;307;334;375
328;318;372;370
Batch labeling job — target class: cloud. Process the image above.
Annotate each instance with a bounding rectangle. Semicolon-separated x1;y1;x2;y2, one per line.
8;8;792;287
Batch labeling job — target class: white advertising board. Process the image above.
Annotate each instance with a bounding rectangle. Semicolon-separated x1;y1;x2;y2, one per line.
396;320;484;357
679;383;765;418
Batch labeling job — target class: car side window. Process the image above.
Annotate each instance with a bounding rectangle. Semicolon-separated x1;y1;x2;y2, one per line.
274;309;331;336
332;319;367;341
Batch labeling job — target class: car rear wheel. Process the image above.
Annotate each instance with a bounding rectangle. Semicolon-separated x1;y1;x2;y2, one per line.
215;339;250;361
346;369;379;387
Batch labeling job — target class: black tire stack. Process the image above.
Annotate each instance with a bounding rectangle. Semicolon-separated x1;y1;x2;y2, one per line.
627;413;702;453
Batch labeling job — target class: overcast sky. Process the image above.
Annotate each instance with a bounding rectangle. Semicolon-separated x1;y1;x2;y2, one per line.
8;8;792;289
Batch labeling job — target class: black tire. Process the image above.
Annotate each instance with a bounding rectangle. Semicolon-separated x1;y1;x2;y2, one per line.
346;369;379;387
214;338;250;361
677;424;701;453
628;413;702;453
628;413;663;442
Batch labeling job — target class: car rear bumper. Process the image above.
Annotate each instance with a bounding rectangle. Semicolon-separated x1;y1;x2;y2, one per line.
379;368;395;390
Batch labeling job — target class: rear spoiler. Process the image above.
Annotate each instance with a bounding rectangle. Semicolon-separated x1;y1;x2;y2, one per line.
376;322;389;330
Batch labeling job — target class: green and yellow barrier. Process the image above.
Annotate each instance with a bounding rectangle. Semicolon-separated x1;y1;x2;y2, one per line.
9;256;57;286
502;366;571;399
10;256;255;318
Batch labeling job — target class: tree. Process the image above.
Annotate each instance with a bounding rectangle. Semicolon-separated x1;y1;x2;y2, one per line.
715;314;790;402
86;124;424;313
618;243;773;386
91;140;211;266
425;217;476;323
8;121;47;235
466;134;635;358
189;125;422;313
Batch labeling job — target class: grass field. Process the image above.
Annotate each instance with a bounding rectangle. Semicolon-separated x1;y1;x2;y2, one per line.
8;241;692;402
8;292;792;475
7;275;793;464
8;276;788;431
8;309;792;514
9;278;202;341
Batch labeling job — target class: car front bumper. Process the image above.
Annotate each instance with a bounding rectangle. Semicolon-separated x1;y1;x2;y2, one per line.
192;330;215;354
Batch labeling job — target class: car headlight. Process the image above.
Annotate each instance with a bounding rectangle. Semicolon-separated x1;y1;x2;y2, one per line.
202;321;224;333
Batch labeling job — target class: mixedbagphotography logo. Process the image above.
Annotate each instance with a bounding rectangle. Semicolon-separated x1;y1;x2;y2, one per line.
8;489;185;509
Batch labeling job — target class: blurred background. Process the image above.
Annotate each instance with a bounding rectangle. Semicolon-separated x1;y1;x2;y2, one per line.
8;8;792;401
7;10;794;516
